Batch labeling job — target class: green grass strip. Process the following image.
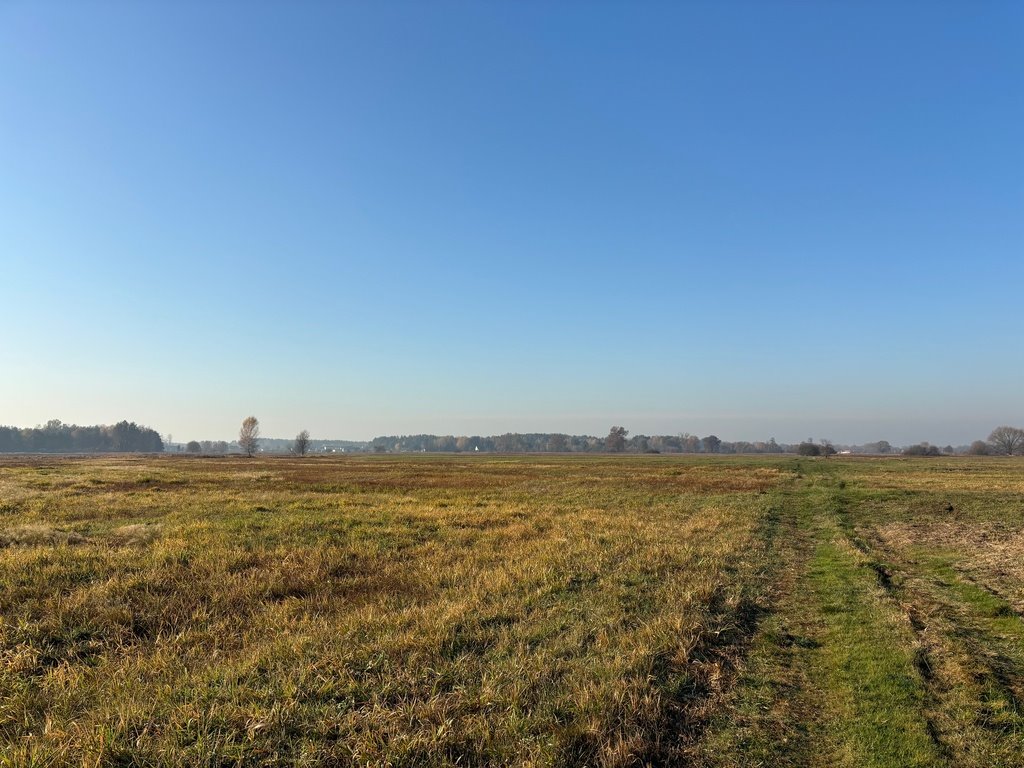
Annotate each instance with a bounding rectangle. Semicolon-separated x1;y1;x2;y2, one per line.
805;501;944;768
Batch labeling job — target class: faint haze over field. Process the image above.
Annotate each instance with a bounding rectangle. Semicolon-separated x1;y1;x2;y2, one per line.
1;2;1021;446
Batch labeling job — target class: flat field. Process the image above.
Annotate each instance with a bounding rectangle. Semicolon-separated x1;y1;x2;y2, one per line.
0;454;1022;767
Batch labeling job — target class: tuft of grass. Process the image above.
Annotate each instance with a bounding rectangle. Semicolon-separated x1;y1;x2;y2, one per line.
0;523;87;547
107;522;163;546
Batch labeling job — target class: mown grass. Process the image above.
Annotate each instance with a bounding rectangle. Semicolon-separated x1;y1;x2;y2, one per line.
1;454;1023;766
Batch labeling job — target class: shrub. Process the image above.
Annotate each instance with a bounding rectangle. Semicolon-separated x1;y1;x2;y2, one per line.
902;444;940;456
967;440;990;456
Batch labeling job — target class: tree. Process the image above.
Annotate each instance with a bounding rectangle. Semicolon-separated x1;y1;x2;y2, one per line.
988;426;1024;456
631;434;651;453
679;433;701;453
495;433;525;452
186;440;202;454
798;442;821;456
967;440;990;456
433;435;457;452
293;429;310;456
547;433;569;452
239;416;260;457
701;435;721;454
606;426;628;452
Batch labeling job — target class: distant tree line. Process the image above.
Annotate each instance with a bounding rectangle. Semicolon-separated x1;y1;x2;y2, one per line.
899;427;1024;457
368;431;787;454
185;440;230;454
360;426;1024;457
960;426;1024;456
8;419;1018;458
0;420;163;453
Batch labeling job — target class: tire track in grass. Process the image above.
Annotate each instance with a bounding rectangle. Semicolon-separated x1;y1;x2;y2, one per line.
835;473;1024;766
861;541;1024;767
693;481;824;767
805;523;942;767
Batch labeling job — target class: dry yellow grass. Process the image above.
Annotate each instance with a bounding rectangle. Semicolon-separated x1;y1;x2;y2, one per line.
2;454;1023;766
876;521;1024;613
0;455;783;766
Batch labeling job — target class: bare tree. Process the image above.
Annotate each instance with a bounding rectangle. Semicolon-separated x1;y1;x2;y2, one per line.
968;440;990;456
988;426;1024;456
239;416;260;457
547;433;569;452
293;429;310;456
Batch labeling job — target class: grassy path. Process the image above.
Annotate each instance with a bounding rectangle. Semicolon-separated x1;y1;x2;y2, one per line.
699;462;946;767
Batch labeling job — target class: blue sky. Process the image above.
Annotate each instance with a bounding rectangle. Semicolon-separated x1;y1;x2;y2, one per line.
2;1;1021;444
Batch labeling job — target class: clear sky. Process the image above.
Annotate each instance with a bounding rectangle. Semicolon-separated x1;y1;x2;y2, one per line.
2;1;1021;445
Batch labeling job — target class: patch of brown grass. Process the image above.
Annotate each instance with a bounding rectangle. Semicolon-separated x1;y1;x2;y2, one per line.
0;524;87;547
876;520;1024;612
108;523;163;546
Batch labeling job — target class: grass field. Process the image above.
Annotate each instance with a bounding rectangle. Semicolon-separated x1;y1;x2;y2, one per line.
0;454;1022;766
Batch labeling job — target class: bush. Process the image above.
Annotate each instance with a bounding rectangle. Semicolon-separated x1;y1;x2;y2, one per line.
967;440;990;456
902;444;940;457
798;442;821;456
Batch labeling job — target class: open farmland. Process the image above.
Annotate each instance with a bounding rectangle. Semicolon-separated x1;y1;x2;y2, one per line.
0;455;1022;767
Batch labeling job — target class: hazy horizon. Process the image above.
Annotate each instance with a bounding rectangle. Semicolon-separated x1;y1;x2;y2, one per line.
2;412;1011;449
3;3;1021;449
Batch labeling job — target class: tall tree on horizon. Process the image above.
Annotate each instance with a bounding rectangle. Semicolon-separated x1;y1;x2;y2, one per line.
988;426;1024;456
606;426;628;452
239;416;260;458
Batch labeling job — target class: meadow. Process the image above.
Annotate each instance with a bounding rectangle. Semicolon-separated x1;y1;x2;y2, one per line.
0;454;1021;767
